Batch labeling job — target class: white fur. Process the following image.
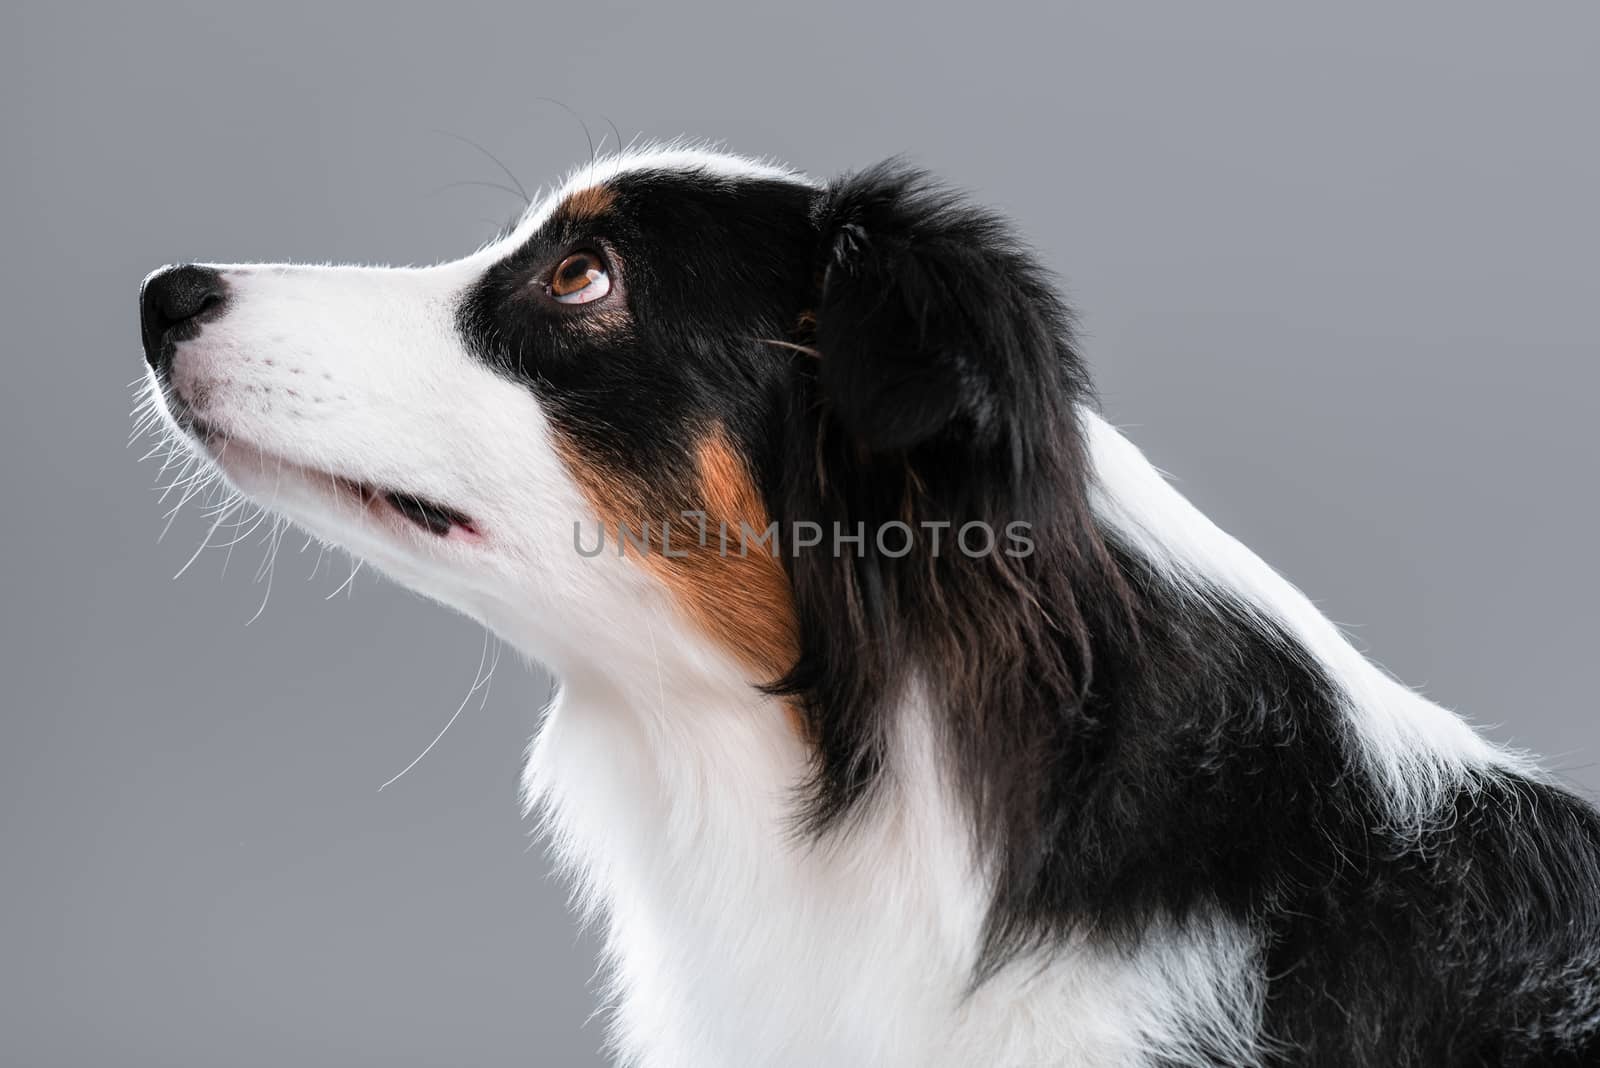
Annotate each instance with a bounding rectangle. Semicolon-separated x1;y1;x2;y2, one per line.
1081;412;1525;822
524;663;1264;1068
143;146;1516;1066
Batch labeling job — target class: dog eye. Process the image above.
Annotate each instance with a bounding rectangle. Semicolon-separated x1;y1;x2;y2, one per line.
548;250;611;305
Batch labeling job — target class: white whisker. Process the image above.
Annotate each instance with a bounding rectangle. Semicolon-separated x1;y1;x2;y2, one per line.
378;632;501;791
327;556;363;600
159;470;221;541
172;498;242;580
219;502;265;576
245;516;287;625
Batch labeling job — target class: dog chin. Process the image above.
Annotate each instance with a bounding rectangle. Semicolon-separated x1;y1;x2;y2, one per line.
155;388;488;588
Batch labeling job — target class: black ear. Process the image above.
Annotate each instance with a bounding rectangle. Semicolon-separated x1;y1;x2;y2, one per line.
813;161;1086;456
774;162;1121;836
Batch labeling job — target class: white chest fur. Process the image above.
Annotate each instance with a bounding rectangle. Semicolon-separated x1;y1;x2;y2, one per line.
522;669;1260;1068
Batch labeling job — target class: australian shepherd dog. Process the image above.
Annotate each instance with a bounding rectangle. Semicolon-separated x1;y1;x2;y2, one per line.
136;145;1600;1066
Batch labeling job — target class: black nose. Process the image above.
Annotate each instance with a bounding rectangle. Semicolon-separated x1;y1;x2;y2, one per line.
140;264;228;374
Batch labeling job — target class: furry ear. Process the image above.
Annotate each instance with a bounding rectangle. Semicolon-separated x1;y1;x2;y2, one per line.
813;161;1086;456
778;164;1142;980
774;163;1121;837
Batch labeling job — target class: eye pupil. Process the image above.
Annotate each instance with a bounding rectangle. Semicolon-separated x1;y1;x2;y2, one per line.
549;250;611;304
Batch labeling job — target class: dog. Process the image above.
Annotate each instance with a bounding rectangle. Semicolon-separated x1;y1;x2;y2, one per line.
137;144;1600;1066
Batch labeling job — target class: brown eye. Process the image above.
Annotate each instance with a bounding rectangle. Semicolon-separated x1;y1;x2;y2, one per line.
548;249;611;305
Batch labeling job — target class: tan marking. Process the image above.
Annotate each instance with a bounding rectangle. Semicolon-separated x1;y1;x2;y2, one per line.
561;183;616;220
555;427;800;691
672;432;799;683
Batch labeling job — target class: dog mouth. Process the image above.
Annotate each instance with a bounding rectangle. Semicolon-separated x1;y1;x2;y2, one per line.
179;417;479;541
383;491;476;538
333;477;480;539
340;479;476;537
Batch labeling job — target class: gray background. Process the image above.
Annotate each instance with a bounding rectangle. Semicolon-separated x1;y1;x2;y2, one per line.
2;2;1596;1064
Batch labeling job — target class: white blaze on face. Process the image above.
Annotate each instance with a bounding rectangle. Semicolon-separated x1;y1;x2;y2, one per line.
147;253;628;673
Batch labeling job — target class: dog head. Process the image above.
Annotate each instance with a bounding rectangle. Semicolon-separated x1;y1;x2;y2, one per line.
139;145;1094;719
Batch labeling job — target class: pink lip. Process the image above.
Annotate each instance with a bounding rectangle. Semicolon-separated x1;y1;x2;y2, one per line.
333;476;483;542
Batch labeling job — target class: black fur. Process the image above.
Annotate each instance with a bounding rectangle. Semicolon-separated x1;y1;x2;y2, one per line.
459;158;1600;1065
457;168;819;524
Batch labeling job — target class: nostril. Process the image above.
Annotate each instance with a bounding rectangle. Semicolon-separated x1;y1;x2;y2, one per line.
147;264;227;325
193;289;224;317
140;264;229;374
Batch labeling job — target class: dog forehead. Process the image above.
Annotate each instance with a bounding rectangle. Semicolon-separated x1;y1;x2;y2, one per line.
478;144;817;261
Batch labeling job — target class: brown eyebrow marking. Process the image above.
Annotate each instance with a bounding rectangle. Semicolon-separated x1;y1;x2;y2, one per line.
554;425;800;700
559;183;617;221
